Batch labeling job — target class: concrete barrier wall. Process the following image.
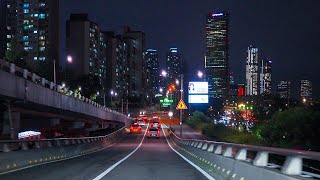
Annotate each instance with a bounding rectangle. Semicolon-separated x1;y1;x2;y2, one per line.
0;70;130;126
0;128;127;174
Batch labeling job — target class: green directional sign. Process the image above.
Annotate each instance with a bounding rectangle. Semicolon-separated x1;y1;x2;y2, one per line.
160;98;173;106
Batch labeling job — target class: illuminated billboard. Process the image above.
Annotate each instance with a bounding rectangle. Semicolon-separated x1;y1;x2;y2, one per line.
188;95;209;104
188;82;208;94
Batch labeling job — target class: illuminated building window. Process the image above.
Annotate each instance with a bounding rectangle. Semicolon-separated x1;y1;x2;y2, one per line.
23;9;29;14
23;4;29;8
39;14;45;19
33;57;38;60
22;36;29;41
39;47;45;51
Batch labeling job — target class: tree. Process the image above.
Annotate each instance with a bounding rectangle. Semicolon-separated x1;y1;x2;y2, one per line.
5;38;26;68
71;74;102;99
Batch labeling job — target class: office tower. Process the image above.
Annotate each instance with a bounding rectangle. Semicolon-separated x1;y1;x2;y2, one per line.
146;49;160;94
246;45;259;96
0;0;17;59
16;0;59;66
229;72;237;97
205;12;229;99
260;57;272;95
300;80;312;101
166;48;181;83
123;27;147;97
105;32;129;99
66;14;107;91
276;81;291;100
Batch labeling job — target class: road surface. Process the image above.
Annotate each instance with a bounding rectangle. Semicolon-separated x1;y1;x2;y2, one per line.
0;127;208;180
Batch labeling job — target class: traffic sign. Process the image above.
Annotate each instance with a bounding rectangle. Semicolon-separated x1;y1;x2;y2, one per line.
176;99;188;110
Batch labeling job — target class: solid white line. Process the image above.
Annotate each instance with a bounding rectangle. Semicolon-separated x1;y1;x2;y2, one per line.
162;128;215;180
92;125;148;180
0;142;116;176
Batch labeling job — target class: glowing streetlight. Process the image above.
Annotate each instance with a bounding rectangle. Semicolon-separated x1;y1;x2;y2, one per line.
96;91;100;95
168;111;173;129
197;71;203;78
175;79;179;85
78;86;81;91
62;83;66;88
161;70;167;77
303;98;307;103
67;55;72;63
111;90;114;95
159;88;163;93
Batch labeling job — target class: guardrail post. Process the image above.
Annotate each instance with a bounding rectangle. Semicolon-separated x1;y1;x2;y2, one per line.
64;140;70;145
35;141;41;149
32;73;37;82
223;146;233;157
71;139;76;144
235;148;247;160
201;143;208;150
23;69;28;79
47;141;52;148
50;82;55;90
207;144;214;152
214;145;222;154
253;151;269;167
77;139;82;144
193;141;199;147
55;140;61;147
197;142;203;149
21;142;28;150
3;143;11;152
69;90;73;96
10;63;15;74
57;85;62;92
190;141;195;146
41;78;46;86
281;156;302;175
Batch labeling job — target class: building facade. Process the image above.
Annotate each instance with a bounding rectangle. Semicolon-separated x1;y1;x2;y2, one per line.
166;48;181;83
300;80;312;101
16;0;59;66
146;49;159;94
66;14;107;92
246;45;259;96
276;80;291;100
105;32;129;100
205;12;230;99
122;27;147;97
260;57;272;95
0;0;17;59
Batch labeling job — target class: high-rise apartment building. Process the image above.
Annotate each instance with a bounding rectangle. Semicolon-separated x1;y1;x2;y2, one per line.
205;12;229;99
0;0;17;59
146;49;160;94
105;32;129;99
300;80;312;101
122;27;147;97
246;45;259;96
276;80;291;100
66;14;107;91
260;57;272;95
166;48;181;83
16;0;59;65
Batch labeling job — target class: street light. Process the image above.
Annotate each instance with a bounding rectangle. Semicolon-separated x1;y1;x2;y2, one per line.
197;71;203;78
159;88;163;93
175;79;179;85
78;86;81;91
161;70;167;77
67;55;73;63
62;83;66;88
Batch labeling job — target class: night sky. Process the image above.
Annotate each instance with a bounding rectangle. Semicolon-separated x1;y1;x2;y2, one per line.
61;0;320;98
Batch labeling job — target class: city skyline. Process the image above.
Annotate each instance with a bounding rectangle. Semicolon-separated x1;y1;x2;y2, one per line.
61;0;320;98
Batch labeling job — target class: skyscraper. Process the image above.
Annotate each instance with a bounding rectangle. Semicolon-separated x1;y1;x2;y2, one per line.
276;80;291;100
16;0;59;65
246;45;259;96
205;12;229;99
300;80;312;101
123;27;147;97
66;14;107;91
146;49;160;94
260;57;272;95
105;32;129;99
166;48;181;83
0;0;16;59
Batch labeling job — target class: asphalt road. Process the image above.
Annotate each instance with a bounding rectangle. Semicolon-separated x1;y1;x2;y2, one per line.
0;127;208;180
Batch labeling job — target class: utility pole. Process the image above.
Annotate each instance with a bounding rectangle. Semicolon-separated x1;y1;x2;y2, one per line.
53;59;56;84
121;99;124;113
180;74;184;137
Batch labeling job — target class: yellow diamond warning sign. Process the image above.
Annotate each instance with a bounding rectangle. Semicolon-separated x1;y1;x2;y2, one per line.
176;99;188;110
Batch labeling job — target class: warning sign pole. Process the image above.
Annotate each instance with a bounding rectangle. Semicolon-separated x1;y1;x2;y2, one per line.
179;75;184;137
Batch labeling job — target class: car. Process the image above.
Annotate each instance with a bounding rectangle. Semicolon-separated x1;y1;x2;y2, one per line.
130;124;142;133
137;119;146;126
147;127;160;138
150;120;161;128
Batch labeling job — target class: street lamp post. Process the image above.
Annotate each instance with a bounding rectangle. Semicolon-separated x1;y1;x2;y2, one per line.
180;74;184;137
168;111;173;129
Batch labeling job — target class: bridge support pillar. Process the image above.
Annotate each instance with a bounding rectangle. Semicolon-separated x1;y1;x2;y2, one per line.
207;144;214;152
2;110;21;140
214;145;222;154
281;156;302;175
235;148;247;160
201;143;208;150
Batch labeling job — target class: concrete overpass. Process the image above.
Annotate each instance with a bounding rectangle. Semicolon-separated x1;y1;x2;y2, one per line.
0;59;130;139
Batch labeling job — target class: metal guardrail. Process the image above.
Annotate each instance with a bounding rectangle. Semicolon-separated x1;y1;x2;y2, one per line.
170;131;320;177
0;127;126;153
0;59;127;118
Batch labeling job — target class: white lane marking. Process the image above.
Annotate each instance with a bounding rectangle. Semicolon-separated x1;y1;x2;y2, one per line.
92;125;148;180
0;142;116;176
162;128;215;180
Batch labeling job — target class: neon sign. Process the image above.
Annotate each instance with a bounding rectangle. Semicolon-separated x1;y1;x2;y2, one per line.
212;12;224;17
